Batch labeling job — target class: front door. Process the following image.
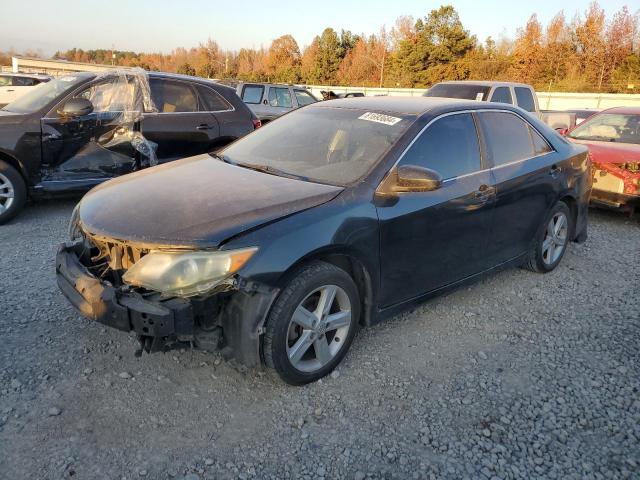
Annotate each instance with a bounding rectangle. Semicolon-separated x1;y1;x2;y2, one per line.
377;112;496;307
40;77;140;182
141;77;220;162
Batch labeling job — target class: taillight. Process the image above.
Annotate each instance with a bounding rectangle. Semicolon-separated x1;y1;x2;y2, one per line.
252;119;262;129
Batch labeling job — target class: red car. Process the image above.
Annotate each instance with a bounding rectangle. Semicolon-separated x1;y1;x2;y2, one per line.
564;106;640;213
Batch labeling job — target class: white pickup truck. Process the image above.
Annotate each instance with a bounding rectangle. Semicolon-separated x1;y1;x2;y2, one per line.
0;73;52;107
424;81;579;131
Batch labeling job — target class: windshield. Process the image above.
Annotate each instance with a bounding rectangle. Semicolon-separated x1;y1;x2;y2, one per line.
220;107;414;186
1;74;88;114
568;113;640;144
425;83;491;101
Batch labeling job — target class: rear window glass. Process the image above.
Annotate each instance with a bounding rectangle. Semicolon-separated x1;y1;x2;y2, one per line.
490;87;512;104
400;113;481;180
425;84;490;101
478;111;535;166
242;85;264;104
197;85;230;111
514;87;536;112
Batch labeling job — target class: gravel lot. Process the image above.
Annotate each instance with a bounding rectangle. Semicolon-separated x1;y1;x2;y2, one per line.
0;200;638;480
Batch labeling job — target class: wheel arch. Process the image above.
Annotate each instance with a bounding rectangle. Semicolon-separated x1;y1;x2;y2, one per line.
277;247;375;327
558;194;578;239
0;150;28;184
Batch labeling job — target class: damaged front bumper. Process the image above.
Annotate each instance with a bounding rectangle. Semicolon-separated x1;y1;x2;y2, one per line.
55;240;278;367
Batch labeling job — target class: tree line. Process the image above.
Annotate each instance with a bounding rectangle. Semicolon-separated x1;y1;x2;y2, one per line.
4;2;639;93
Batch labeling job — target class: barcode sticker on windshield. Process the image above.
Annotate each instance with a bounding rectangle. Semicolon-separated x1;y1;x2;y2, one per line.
358;112;401;126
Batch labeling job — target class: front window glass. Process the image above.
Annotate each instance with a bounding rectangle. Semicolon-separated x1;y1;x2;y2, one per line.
78;80;136;112
294;90;317;106
568;113;640;144
400;113;481;180
1;74;88;114
269;87;293;108
425;83;491;101
221;107;414;186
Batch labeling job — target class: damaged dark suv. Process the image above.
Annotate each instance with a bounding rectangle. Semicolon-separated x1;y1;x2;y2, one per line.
56;97;591;385
0;70;258;223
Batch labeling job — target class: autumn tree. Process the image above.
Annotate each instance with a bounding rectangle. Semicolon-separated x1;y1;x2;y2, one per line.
265;35;301;82
509;14;544;85
391;5;475;87
337;31;389;87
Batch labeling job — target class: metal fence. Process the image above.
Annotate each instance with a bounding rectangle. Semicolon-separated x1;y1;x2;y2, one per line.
304;85;640;110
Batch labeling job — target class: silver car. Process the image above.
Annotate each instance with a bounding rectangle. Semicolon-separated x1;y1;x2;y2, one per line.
236;83;318;123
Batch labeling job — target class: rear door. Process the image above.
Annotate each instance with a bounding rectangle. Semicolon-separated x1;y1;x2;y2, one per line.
141;77;220;162
195;83;249;144
41;76;140;181
266;86;294;119
477;110;558;264
377;112;495;307
239;84;268;119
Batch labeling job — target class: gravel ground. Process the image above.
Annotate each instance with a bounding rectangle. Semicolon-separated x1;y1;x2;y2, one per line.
0;200;638;480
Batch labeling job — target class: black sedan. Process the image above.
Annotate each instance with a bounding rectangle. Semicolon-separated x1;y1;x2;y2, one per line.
0;70;259;223
56;97;591;385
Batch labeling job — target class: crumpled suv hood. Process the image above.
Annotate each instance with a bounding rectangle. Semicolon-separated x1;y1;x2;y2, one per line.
78;154;343;248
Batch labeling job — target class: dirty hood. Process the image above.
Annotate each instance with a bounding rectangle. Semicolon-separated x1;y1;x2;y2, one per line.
569;138;640;164
79;154;343;248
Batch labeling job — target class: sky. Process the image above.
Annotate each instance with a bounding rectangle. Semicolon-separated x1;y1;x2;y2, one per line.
1;0;635;56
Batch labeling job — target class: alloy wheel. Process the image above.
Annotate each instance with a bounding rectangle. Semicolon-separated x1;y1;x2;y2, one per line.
0;172;15;214
286;284;352;372
542;211;568;265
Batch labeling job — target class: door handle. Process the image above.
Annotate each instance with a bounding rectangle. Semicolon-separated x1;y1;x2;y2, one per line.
196;124;213;130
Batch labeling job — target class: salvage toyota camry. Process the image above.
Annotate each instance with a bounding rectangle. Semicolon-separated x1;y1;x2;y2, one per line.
56;97;591;385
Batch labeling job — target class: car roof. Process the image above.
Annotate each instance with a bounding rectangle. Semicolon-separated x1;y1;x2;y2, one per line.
434;80;533;88
147;71;235;93
309;96;510;116
597;106;640;115
1;72;52;78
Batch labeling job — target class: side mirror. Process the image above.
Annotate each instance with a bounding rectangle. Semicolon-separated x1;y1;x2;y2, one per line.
262;99;268;105
557;128;569;136
395;165;442;192
57;98;94;118
376;164;443;198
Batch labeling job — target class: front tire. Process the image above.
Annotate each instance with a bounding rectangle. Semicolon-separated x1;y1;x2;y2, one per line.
0;160;27;225
524;201;572;273
263;262;360;385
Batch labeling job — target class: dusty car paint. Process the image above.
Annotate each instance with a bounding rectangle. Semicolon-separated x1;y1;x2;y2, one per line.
56;97;591;369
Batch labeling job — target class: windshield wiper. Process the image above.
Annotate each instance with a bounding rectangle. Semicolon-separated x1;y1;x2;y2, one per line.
237;162;309;182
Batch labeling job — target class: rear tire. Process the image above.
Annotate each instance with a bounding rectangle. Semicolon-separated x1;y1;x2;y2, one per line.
263;261;360;385
0;160;27;225
524;201;572;273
